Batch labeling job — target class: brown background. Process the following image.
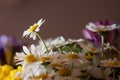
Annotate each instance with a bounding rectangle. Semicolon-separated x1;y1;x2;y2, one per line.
0;0;120;43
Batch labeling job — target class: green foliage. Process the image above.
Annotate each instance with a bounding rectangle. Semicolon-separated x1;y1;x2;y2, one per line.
55;43;83;54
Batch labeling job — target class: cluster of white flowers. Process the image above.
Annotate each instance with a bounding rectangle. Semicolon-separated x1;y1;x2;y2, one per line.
15;45;89;80
12;19;120;80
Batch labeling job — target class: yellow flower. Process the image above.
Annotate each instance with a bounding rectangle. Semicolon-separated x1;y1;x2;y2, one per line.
1;65;13;77
0;65;13;80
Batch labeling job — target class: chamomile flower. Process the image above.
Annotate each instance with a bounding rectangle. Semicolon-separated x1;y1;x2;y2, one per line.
39;36;65;50
14;44;39;65
23;64;47;80
100;58;120;68
23;19;45;40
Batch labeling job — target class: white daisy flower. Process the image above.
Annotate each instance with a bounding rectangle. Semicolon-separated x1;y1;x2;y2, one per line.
57;38;84;47
100;58;120;68
22;62;47;80
23;18;45;40
88;67;112;79
86;22;120;32
40;36;65;50
50;36;65;47
14;44;39;65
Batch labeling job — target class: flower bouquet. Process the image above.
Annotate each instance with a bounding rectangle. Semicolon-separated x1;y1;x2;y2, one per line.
0;19;120;80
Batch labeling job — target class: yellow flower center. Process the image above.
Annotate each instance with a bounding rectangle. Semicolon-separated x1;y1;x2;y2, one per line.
40;56;51;63
85;53;94;60
29;24;38;32
51;63;62;68
66;53;79;59
89;48;98;54
58;67;71;76
26;54;37;63
35;73;47;79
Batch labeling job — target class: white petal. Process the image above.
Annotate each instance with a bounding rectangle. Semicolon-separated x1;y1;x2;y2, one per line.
33;33;37;40
37;18;45;27
35;27;40;32
51;36;65;46
37;18;43;24
110;24;120;30
86;23;97;32
29;32;34;38
16;61;25;65
23;30;30;37
30;44;36;54
29;32;36;40
23;46;30;54
15;52;26;60
35;19;45;32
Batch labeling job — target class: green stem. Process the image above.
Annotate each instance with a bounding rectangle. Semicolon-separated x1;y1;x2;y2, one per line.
36;32;49;52
101;35;104;60
58;47;62;54
100;35;105;80
100;67;105;80
113;68;115;80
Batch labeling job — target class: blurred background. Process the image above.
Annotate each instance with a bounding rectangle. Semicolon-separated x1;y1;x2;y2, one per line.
0;0;120;43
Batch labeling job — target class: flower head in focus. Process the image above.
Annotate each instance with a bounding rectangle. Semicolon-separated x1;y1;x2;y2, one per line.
14;45;39;65
23;18;45;40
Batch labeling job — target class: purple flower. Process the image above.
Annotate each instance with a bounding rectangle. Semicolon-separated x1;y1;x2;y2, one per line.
82;20;120;49
0;45;6;65
0;35;23;65
83;28;101;47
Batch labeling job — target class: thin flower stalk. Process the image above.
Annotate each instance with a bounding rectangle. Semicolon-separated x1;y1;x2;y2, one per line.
112;68;115;80
101;35;105;60
100;66;105;80
36;32;49;52
100;34;106;80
